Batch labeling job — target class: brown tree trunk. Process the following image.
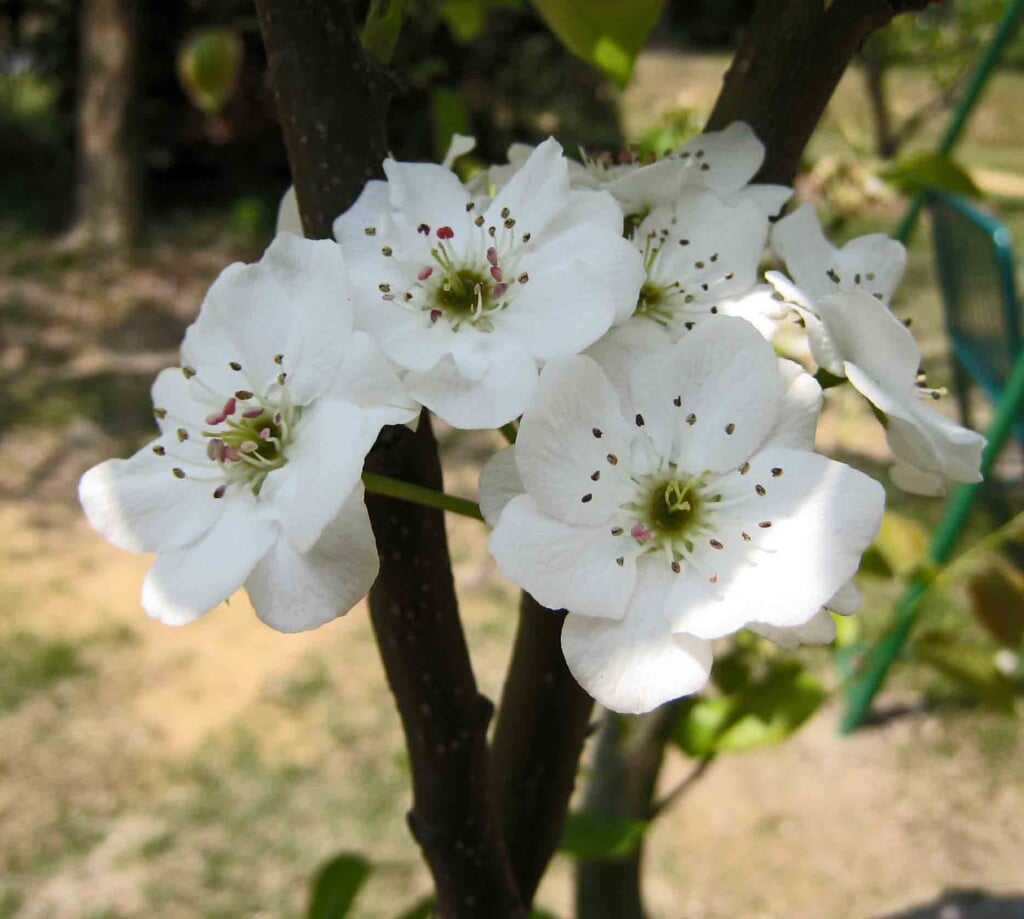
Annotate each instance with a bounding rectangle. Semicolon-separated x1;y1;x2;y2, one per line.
72;0;140;248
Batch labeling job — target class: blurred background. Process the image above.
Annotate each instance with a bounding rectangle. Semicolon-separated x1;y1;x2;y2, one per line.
1;0;1023;916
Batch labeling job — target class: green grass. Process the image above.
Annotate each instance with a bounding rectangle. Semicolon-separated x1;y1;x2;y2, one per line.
0;633;88;713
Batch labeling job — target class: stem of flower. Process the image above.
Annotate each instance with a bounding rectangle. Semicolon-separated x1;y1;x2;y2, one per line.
500;422;518;444
362;471;484;522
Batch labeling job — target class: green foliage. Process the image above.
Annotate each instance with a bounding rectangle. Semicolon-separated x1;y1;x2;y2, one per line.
965;554;1024;647
396;896;437;919
880;151;981;199
439;0;522;44
674;660;826;757
430;87;473;161
362;0;410;65
859;510;932;579
306;853;372;919
914;631;1018;713
529;0;666;86
0;633;87;713
558;811;648;860
176;28;245;115
637;107;704;156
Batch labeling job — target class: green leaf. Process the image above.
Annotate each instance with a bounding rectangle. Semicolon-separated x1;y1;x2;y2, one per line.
176;28;244;115
307;853;372;919
558;811;647;860
966;555;1024;647
674;662;826;756
880;151;981;198
529;0;665;86
914;632;1017;713
860;511;931;579
430;87;472;163
396;896;436;919
361;0;409;65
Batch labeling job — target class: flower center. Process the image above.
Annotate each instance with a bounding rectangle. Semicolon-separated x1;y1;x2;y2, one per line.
634;281;674;324
647;477;702;536
437;267;493;319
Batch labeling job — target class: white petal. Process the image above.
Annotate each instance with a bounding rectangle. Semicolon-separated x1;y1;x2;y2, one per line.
362;303;459;373
246;485;378;632
676;122;765;197
585;322;671;420
514;355;635;524
329;330;419;428
382;158;473;240
183;235;354;404
259;399;370;552
479;445;523;527
504;224;642;355
843;361;985;492
728;183;792;218
441;133;476;169
490;495;637;620
656;317;784;474
275;185;302;236
332;180;392;272
829;579;862;615
141;500;275;626
486;137;570;238
562;564;713;714
79;437;225;554
749;609;836;650
668;448;885;639
716;286;788;341
603;158;691;214
770;205;843;301
150;366;221;436
762;359;822;451
405;344;538;430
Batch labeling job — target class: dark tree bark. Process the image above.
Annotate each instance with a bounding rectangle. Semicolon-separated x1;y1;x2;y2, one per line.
708;0;934;185
254;3;522;915
490;594;595;905
71;0;140;248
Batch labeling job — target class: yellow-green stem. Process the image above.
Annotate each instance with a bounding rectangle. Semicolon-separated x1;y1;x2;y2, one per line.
362;471;484;522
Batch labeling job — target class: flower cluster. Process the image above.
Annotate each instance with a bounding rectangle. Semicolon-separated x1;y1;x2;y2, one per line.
80;125;984;713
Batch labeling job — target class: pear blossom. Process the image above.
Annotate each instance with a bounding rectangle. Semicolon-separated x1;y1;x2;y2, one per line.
487;123;792;221
334;138;644;429
616;187;784;340
768;205;984;495
485;318;884;712
79;234;418;631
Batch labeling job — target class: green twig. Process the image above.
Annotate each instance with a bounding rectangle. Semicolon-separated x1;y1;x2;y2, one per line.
362;471;484;522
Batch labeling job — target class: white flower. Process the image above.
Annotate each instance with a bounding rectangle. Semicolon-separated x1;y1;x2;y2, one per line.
485;317;884;712
768;205;985;495
79;234;418;631
333;138;644;429
487;123;791;221
612;187;783;341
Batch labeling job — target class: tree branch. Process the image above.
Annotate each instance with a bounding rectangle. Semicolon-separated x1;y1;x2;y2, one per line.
490;593;595;905
254;3;522;913
708;0;934;184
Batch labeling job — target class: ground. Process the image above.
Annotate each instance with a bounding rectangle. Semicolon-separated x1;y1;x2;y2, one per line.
1;53;1023;918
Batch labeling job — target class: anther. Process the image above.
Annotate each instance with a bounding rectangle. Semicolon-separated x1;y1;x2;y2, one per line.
755;484;766;496
182;366;196;379
679;238;690;246
725;422;736;435
616;557;625;566
518;272;529;284
504;218;515;229
418;223;430;235
522;233;532;243
501;207;510;219
611;527;624;536
234;390;253;401
379;283;391;292
177;428;188;442
437;226;454;240
274;354;284;365
606;453;618;465
430;309;442;324
671;561;681;573
581;493;593;503
152;445;166;456
381;246;393;257
172;467;186;479
673;396;682;407
418;266;433;281
213;485;227;499
364;226;377;236
205;411;225;426
686;413;697;426
486;247;499;266
758;521;772;528
739;462;750;474
474;215;485;227
277;373;287;385
207;439;225;461
243;407;264;419
771;467;783;477
490;267;504;282
591;470;600;481
826;268;840;284
710;539;724;550
635;413;645;427
592;428;603;438
229;361;242;371
741;531;751;542
154;407;167;419
466;202;475;212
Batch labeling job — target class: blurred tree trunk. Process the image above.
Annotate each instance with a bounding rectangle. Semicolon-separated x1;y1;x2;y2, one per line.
861;34;899;159
70;0;140;248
